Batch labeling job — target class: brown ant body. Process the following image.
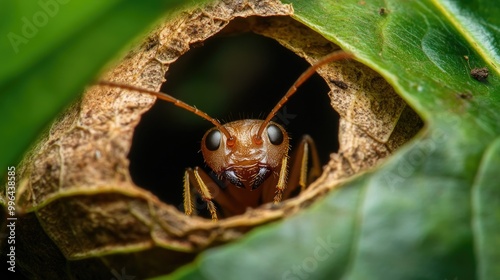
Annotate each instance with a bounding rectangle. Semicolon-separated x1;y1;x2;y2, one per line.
99;50;352;220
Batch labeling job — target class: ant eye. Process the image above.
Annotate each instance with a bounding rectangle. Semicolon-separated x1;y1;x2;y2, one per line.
267;124;284;145
205;129;222;151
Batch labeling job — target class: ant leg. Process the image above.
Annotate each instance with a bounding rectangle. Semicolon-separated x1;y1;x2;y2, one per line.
184;167;218;221
194;169;252;217
183;169;195;216
283;135;321;199
185;167;246;220
273;156;288;204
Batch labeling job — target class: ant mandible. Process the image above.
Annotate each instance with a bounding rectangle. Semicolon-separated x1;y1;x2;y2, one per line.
98;50;352;221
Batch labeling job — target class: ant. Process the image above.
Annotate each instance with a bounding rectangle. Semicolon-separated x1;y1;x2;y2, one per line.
98;50;352;221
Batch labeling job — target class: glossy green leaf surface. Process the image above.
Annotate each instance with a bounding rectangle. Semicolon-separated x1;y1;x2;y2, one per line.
165;0;500;279
0;0;192;176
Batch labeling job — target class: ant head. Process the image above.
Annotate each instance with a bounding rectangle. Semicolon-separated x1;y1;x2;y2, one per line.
201;119;289;190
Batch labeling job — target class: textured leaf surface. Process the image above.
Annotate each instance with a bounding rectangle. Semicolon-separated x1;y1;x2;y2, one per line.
164;0;500;279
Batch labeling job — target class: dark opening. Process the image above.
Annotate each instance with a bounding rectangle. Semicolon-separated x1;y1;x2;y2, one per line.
128;32;340;210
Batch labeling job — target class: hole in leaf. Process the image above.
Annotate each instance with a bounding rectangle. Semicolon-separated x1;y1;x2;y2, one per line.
128;32;340;215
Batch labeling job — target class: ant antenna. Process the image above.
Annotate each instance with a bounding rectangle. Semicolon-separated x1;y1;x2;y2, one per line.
97;81;233;141
256;50;353;140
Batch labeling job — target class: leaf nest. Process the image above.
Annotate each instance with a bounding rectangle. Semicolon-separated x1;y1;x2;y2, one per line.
12;0;422;278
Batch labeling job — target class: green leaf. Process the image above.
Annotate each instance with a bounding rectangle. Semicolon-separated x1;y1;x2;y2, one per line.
0;0;201;176
164;0;500;279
